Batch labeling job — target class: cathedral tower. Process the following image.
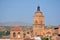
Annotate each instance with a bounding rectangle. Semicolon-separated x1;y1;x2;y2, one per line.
33;6;45;36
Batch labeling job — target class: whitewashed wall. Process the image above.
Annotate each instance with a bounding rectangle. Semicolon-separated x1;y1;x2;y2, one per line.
34;37;41;40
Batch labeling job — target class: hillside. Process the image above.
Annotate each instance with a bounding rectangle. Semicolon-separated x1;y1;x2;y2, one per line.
0;21;31;26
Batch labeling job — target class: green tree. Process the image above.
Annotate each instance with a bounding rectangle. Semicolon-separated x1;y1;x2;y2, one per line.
0;31;3;37
42;38;49;40
5;31;10;36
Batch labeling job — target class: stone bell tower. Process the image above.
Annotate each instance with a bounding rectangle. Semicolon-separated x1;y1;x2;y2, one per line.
33;6;45;36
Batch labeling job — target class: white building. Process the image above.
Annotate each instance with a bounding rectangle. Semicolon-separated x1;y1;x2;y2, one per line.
34;36;41;40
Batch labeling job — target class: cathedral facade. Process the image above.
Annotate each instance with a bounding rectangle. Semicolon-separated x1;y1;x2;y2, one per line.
10;6;59;40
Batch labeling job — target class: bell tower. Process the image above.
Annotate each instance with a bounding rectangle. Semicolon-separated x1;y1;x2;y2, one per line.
33;6;45;36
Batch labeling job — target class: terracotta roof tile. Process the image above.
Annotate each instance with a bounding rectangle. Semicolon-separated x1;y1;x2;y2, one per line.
11;26;22;31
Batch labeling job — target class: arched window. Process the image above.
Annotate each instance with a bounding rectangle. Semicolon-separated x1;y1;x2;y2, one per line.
27;32;29;34
13;32;16;37
18;32;20;38
23;33;26;38
18;32;20;34
35;20;38;24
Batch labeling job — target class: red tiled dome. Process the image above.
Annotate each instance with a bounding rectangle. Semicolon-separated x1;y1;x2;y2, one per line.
11;26;22;31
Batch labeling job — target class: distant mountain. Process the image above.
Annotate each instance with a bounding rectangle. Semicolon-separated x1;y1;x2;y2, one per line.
0;21;31;26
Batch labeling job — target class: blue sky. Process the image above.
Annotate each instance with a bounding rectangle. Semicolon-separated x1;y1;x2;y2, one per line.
0;0;60;26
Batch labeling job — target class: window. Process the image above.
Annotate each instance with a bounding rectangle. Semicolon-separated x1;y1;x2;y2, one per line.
13;32;16;37
27;32;29;34
18;32;20;38
35;20;38;24
18;32;20;34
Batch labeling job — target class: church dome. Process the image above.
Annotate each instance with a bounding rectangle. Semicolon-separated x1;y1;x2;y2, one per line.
11;26;22;31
